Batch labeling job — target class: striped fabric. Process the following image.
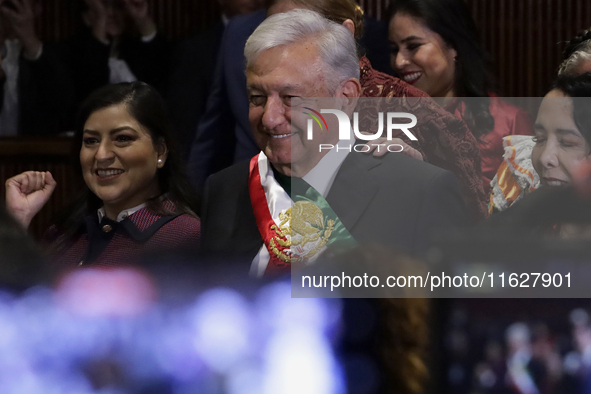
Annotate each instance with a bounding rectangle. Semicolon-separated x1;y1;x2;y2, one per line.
489;135;539;213
50;204;201;272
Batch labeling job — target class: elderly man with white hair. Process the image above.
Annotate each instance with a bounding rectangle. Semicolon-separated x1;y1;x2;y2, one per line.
201;9;467;276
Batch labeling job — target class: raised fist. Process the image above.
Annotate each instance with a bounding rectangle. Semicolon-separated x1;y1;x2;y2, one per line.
5;171;57;229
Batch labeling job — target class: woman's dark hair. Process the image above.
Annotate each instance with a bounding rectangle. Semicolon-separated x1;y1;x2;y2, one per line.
52;82;199;250
554;72;591;148
563;29;591;60
559;28;591;76
387;0;496;138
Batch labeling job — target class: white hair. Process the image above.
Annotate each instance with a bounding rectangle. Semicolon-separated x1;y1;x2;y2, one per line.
244;9;360;92
559;41;591;75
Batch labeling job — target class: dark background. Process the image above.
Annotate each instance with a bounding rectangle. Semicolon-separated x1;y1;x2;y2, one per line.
34;0;591;98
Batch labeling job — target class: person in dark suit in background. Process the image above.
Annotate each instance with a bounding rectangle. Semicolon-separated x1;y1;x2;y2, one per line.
0;0;74;135
187;0;393;194
165;0;265;158
186;8;266;191
67;0;169;105
201;9;467;276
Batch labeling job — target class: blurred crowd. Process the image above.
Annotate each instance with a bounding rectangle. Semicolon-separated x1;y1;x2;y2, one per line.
0;0;271;136
444;305;591;394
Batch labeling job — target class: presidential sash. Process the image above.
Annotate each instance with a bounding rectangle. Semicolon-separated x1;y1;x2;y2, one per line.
248;153;357;274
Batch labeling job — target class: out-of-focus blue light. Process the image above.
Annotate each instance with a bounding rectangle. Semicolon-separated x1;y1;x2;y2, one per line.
226;362;264;394
150;311;208;381
256;282;341;336
263;328;345;394
190;288;252;373
0;369;94;394
0;273;344;394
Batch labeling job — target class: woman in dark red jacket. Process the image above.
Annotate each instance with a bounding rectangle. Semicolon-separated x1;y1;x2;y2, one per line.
5;82;200;271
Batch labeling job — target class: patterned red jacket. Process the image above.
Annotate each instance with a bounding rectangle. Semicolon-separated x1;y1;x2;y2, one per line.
46;203;201;273
358;56;488;222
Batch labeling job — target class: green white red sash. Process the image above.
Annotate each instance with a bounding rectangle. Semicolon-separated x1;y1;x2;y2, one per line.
249;153;292;275
248;152;357;276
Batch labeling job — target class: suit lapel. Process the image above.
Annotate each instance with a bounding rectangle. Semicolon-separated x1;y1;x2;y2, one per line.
237;168;266;259
326;153;381;233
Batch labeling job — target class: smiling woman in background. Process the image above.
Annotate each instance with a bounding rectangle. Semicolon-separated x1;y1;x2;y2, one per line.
489;73;591;214
387;0;534;192
489;30;591;213
531;76;591;189
5;82;200;271
559;28;591;76
485;74;591;238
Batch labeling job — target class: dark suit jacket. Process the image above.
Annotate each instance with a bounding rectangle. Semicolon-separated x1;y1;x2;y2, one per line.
187;10;266;192
67;28;170;104
0;43;75;135
201;151;468;272
165;20;226;158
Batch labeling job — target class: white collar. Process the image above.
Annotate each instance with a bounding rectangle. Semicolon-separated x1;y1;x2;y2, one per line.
302;138;351;197
97;202;147;223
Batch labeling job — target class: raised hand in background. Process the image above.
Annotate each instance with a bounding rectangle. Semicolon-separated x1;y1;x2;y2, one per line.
0;0;42;58
82;0;108;42
122;0;155;37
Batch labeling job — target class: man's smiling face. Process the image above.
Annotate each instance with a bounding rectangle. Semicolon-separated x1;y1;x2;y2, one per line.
246;38;340;176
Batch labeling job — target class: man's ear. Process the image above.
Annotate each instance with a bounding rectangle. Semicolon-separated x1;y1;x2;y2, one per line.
156;139;168;168
342;19;355;36
337;78;361;112
339;78;361;98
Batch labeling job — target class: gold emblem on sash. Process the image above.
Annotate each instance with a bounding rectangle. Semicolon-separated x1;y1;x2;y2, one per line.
269;201;334;263
270;209;291;263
